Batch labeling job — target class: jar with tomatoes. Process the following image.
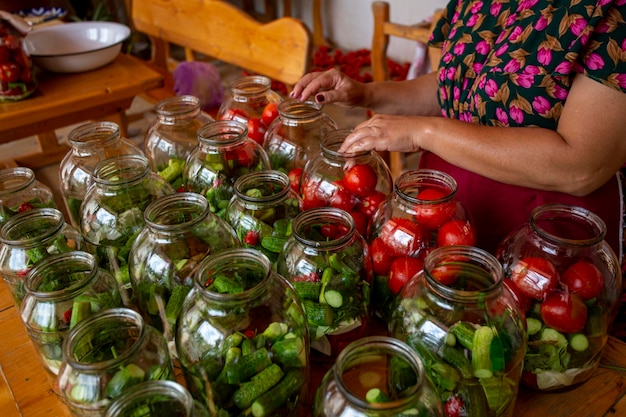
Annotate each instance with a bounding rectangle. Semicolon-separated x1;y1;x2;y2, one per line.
264;99;338;174
216;75;283;146
183;120;271;218
389;245;527;417
275;207;372;360
300;128;393;236
144;95;214;190
0;14;37;101
368;169;476;321
495;203;622;391
0;166;56;225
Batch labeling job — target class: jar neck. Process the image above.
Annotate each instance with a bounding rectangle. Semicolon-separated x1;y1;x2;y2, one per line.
394;169;458;206
293;208;356;252
530;203;606;248
0;207;65;247
229;75;272;103
321;128;370;163
0;166;36;197
333;336;428;412
234;170;291;205
278;99;323;122
104;381;193;417
93;154;152;188
155;95;202;126
68;121;123;156
24;251;99;302
64;308;147;371
197;120;247;148
144;192;211;235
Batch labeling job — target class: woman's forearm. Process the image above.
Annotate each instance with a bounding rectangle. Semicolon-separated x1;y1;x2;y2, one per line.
363;71;441;116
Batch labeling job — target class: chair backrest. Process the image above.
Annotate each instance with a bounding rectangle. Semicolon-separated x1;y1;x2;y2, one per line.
131;0;312;86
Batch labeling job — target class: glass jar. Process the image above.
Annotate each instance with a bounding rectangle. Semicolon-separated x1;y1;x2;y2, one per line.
20;251;122;377
300;128;393;236
0;207;84;306
264;99;338;173
129;192;240;343
389;246;527;417
369;169;476;322
183;120;271;218
217;75;283;145
224;170;301;263
313;336;443;417
0;16;37;101
144;95;214;190
495;203;622;391
176;248;309;416
0;166;56;225
104;380;209;417
59;121;145;228
80;154;174;305
57;307;175;417
275;207;372;360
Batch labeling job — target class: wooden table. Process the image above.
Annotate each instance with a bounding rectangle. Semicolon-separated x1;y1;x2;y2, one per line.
2;275;626;416
0;53;163;169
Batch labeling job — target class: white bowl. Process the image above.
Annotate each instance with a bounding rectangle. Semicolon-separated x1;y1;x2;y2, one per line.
23;21;130;73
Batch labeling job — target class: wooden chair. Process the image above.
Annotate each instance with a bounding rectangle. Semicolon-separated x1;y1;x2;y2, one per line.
130;0;312;111
371;1;442;179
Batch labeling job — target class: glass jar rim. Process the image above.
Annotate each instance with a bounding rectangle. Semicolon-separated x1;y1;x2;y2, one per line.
321;128;370;159
233;170;291;204
104;380;193;417
144;192;211;233
333;336;428;412
0;207;65;247
292;207;356;250
277;99;323;120
0;166;36;197
229;75;272;97
197;120;247;146
394;169;458;204
529;203;607;246
93;154;151;187
63;307;147;371
68;121;121;149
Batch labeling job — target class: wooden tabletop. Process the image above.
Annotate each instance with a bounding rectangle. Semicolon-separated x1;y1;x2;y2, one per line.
2;278;626;416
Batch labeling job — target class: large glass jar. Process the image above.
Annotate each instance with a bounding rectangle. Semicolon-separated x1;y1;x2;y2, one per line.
20;251;122;377
224;170;301;263
176;248;309;416
369;169;476;322
80;154;174;306
59;121;145;228
144;95;214;190
217;75;283;145
129;192;240;344
495;203;622;391
0;166;56;225
389;246;527;417
183;120;271;218
0;207;83;306
57;308;175;417
104;380;209;417
0;15;37;101
275;207;372;360
314;336;443;417
264;99;338;173
300;128;393;236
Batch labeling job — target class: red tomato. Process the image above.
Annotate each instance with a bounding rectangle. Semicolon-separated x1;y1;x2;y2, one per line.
343;164;378;197
357;190;386;219
378;217;427;257
261;102;280;127
444;394;464;417
349;211;368;237
510;256;558;301
235;146;255;167
0;45;9;64
321;223;339;239
287;167;303;192
388;256;424;294
329;181;357;212
540;290;588;333
301;180;327;211
436;219;476;247
246;117;267;145
244;230;259;245
503;279;533;312
414;187;456;230
370;237;393;276
0;62;20;83
561;260;604;301
428;263;464;286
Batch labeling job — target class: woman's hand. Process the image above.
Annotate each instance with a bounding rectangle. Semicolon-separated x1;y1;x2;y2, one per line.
338;114;425;154
290;68;367;107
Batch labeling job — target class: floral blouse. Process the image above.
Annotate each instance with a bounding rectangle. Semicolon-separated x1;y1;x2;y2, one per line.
430;0;626;128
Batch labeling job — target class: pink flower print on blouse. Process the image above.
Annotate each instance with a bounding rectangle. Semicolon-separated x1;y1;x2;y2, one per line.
504;59;522;73
617;74;626;89
495;44;509;57
475;39;491;54
509;26;524;43
555;61;573;74
570;16;587;36
454;43;466;56
496;108;509;125
538;46;553;65
470;1;484;14
490;2;502;16
467;13;480;27
485;79;499;98
516;73;535;88
532;96;552;115
510;105;525;124
585;53;605;70
517;0;539;12
535;15;549;31
453;86;461;101
553;84;569;100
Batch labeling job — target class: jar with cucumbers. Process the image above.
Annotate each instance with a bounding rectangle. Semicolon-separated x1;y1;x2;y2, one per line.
129;192;240;349
79;154;174;306
275;207;372;360
0;166;56;225
144;95;214;190
0;208;83;306
389;246;527;417
224;170;301;264
314;336;443;417
59;121;145;228
368;169;476;322
496;203;622;391
20;251;122;377
57;308;175;417
176;248;309;417
183;120;271;218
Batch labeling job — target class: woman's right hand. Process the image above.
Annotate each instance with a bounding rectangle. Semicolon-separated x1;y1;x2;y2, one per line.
290;68;367;107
